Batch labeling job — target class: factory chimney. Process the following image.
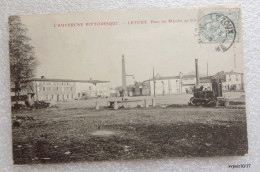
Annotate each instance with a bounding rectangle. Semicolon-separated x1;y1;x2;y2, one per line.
122;55;127;97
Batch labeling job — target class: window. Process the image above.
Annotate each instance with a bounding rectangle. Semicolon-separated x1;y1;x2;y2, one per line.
67;95;69;99
62;95;64;100
46;95;48;100
43;87;45;91
78;93;80;97
71;87;73;91
236;78;239;81
229;78;231;81
72;94;73;98
52;95;54;99
176;80;178;82
89;86;91;90
57;87;59;91
67;82;68;85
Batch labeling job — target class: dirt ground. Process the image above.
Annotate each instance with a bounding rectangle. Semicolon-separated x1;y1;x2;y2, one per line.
12;94;248;164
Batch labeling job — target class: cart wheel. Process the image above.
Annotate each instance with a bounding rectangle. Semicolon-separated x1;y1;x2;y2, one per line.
190;97;195;106
208;101;217;107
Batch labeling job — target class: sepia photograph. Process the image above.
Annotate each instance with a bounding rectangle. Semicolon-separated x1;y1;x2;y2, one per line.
9;5;248;165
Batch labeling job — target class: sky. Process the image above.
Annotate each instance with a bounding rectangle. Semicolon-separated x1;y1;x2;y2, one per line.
20;8;244;88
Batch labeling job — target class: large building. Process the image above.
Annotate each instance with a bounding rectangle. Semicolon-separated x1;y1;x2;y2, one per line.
22;76;110;102
200;70;244;91
134;70;244;97
222;71;244;91
142;74;196;96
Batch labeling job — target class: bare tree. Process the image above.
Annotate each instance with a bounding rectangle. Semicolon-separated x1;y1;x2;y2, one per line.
9;16;37;100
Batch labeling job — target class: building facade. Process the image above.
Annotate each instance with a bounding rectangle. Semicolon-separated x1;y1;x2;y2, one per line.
199;71;244;91
139;71;244;97
222;71;244;91
142;74;196;96
23;76;110;102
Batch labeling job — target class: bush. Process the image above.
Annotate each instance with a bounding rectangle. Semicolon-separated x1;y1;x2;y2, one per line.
32;101;50;109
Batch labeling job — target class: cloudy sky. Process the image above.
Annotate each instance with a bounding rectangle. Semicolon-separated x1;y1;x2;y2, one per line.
20;7;244;87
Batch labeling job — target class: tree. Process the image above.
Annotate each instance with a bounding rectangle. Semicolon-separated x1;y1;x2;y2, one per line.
9;16;37;100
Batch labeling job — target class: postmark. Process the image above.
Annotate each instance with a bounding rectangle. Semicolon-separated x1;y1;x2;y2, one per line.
198;10;240;52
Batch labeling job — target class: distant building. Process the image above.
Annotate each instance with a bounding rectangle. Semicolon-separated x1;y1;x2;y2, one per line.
142;74;196;96
22;76;110;102
182;75;197;93
133;82;144;96
140;70;244;97
222;71;244;91
200;70;244;91
198;79;212;90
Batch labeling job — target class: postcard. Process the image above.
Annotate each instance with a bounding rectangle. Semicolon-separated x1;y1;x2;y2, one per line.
9;4;247;164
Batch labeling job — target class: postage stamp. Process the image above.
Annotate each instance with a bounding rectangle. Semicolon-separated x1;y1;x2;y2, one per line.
198;9;240;52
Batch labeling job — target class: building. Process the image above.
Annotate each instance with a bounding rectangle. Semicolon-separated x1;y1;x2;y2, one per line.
182;75;197;93
139;70;244;97
199;70;244;91
142;74;196;96
222;71;244;91
133;82;144;96
22;76;110;102
198;79;212;90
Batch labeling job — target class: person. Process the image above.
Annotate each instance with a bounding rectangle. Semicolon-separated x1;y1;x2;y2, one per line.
25;97;30;108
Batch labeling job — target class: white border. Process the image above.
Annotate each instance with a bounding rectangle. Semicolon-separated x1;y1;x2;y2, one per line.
0;0;259;171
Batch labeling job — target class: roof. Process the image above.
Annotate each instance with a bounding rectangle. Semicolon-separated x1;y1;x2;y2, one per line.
200;76;213;80
23;78;109;84
156;76;179;80
134;82;143;86
224;71;243;75
183;83;195;86
199;79;211;83
182;75;196;79
147;75;196;81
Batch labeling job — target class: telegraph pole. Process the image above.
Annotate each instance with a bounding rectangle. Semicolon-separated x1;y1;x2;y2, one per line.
122;55;127;97
207;62;208;77
35;83;38;101
195;59;199;87
153;67;156;97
